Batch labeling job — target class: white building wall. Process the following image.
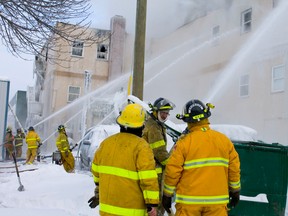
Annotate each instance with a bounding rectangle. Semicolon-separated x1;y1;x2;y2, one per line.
144;0;288;145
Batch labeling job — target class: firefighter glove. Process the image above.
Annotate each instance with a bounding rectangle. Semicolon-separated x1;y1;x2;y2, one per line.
162;195;172;214
229;191;240;208
88;196;99;208
38;143;42;147
88;186;99;208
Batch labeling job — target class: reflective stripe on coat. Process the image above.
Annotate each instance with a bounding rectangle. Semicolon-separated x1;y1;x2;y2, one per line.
142;116;170;167
25;131;40;149
56;132;70;152
164;120;241;207
91;132;159;216
15;133;25;147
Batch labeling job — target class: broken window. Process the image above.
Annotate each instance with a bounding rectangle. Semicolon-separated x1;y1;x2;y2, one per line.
97;44;109;60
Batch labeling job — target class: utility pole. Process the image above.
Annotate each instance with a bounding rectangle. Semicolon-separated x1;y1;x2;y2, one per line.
132;0;147;100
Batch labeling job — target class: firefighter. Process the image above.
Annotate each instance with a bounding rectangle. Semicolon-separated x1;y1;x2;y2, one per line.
142;97;175;216
162;99;241;216
4;127;14;160
25;126;41;164
89;104;159;216
15;128;25;158
55;125;75;173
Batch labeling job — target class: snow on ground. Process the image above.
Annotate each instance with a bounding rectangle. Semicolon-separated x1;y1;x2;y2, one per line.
0;160;98;216
0;124;287;216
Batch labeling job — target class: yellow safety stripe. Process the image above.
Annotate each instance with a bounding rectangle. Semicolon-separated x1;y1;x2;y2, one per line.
59;149;69;153
150;140;165;149
28;146;38;149
143;190;159;200
201;127;208;131
15;143;23;147
184;157;228;169
138;170;158;179
159;106;172;110
163;184;175;195
93;176;99;183
15;138;23;140
176;194;229;205
192;114;204;120
100;203;146;216
229;180;241;189
155;167;162;174
91;164;157;181
161;158;168;166
26;138;37;141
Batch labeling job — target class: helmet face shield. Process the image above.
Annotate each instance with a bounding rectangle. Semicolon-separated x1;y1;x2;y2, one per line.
153;98;175;111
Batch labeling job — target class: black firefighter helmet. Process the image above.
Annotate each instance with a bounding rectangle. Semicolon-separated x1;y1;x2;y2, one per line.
176;99;214;123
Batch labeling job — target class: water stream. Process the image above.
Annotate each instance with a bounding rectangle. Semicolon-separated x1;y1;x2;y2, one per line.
34;1;288;151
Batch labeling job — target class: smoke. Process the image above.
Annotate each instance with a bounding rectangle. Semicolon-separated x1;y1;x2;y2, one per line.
90;0;229;38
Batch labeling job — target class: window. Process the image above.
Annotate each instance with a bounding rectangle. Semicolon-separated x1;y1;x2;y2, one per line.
272;65;285;92
97;44;109;60
68;86;81;102
241;8;252;34
212;25;220;45
71;40;84;57
240;74;249;97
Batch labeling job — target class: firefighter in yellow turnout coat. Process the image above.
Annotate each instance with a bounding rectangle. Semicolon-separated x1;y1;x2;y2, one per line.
25;126;41;164
89;104;159;216
162;99;241;216
56;125;75;173
15;128;25;158
142;97;175;216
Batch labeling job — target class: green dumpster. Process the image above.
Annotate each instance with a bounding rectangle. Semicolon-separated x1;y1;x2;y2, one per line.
229;141;288;216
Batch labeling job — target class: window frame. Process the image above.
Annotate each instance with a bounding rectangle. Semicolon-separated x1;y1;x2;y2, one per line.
96;43;109;60
241;8;252;34
271;65;285;93
67;86;81;102
71;40;84;57
239;74;249;97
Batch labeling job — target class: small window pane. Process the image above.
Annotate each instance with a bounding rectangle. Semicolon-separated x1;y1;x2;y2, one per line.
97;44;109;60
240;74;249;97
241;8;252;34
68;86;80;102
272;65;285;92
72;41;84;57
